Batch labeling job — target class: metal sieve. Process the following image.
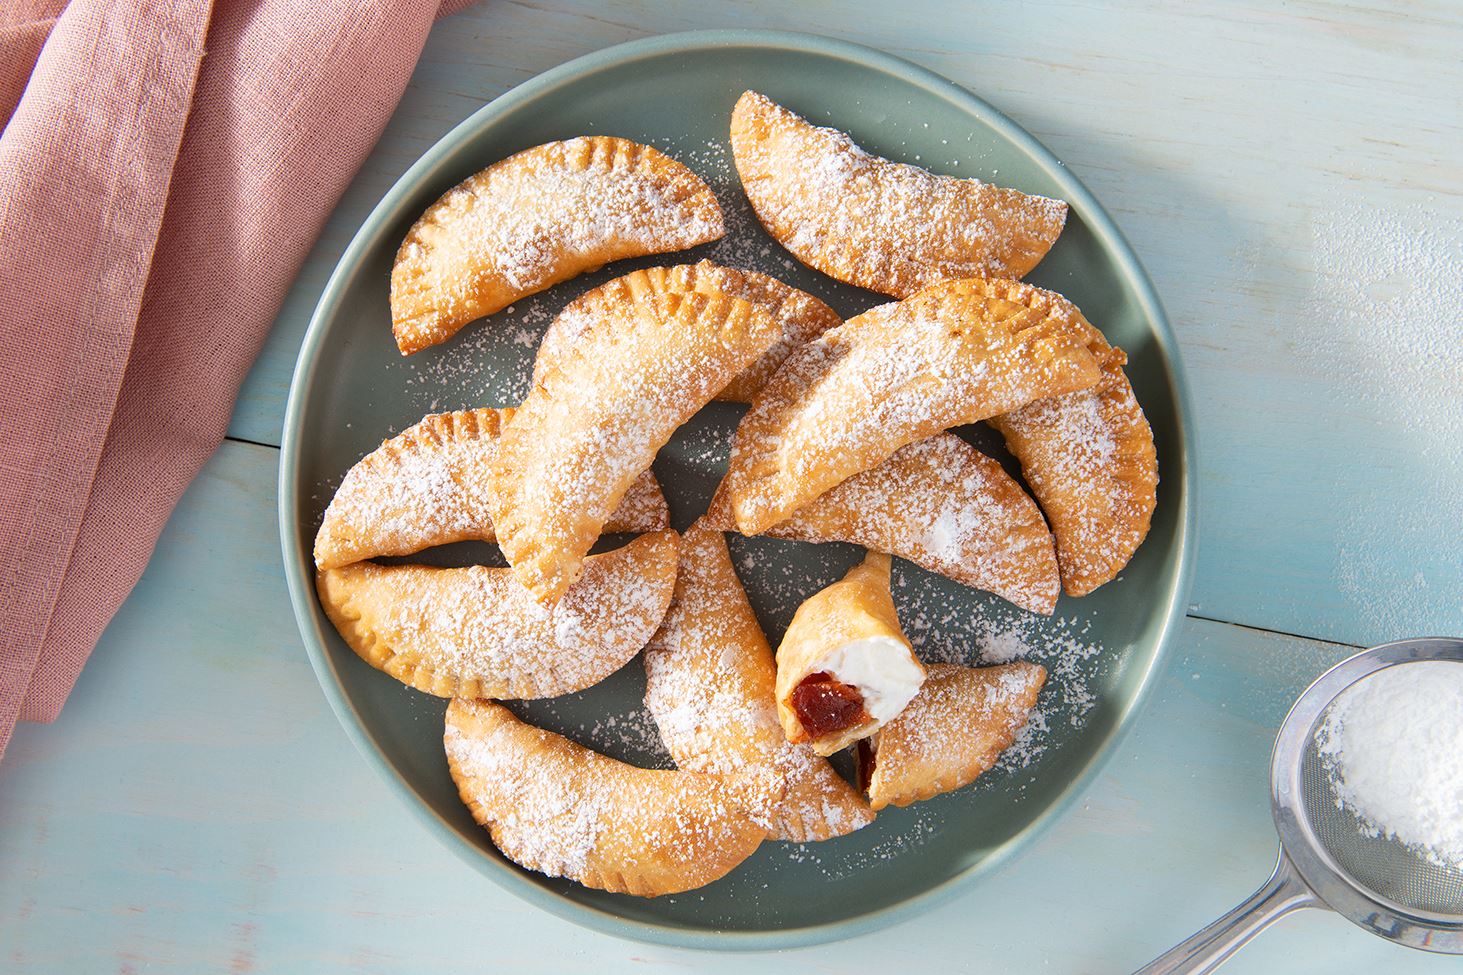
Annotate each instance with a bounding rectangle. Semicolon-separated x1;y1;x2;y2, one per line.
1136;637;1463;974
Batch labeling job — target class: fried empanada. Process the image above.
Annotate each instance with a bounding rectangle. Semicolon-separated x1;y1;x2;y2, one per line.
489;291;779;604
861;662;1045;810
314;408;668;570
983;287;1157;595
316;530;678;699
532;260;841;403
391;136;724;354
445;698;765;897
774;552;926;757
730;91;1066;298
708;433;1059;614
643;521;875;841
721;276;1101;535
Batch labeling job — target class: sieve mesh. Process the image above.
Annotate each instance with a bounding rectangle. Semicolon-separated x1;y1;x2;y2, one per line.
1300;728;1463;920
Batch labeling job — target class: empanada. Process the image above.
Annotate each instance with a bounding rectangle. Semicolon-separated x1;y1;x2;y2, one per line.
860;662;1045;810
730;91;1066;298
708;433;1059;614
643;522;875;841
953;280;1157;595
391;136;724;354
991;339;1157;596
316;530;678;699
721;276;1101;535
532;259;841;403
489;291;779;604
774;552;926;757
314;408;668;570
445;698;765;897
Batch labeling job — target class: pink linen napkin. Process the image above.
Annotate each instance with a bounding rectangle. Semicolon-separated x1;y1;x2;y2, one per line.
0;0;474;759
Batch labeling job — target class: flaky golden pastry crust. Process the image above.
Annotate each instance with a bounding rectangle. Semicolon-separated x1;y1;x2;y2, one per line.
730;91;1067;297
313;408;668;570
532;260;841;403
489;291;779;604
643;522;875;841
774;553;925;756
708;432;1059;614
865;662;1045;810
391;136;724;354
445;699;765;897
721;276;1101;535
315;530;678;699
981;284;1157;595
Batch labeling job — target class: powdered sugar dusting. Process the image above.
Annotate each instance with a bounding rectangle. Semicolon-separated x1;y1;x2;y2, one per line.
993;342;1156;594
642;527;873;840
314;411;499;568
727;537;1109;779
386;299;558;412
445;703;762;893
679;140;817;282
318;532;675;698
731;91;1066;297
515;697;674;770
490;292;777;598
761;433;1060;614
392;136;723;351
895;572;1107;773
313;408;668;569
867;662;1046;807
531;260;840;402
722;278;1099;533
445;723;605;879
777;814;945;879
1304;204;1463;640
904;578;1104;717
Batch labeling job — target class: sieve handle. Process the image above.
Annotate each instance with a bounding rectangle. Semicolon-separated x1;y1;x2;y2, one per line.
1133;852;1319;975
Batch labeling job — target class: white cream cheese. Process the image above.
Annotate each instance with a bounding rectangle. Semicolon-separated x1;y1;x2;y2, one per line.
820;637;925;723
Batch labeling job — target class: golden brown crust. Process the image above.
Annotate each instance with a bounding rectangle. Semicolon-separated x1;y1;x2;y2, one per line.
315;530;679;699
774;552;925;756
643;521;875;842
390;136;724;354
313;408;668;570
730;91;1066;297
488;291;779;604
708;432;1059;614
989;327;1157;595
721;276;1101;535
444;699;765;897
866;662;1045;810
532;260;841;403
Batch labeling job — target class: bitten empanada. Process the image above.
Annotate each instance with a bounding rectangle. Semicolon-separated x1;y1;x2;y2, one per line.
532;260;841;403
643;521;875;841
314;408;668;570
721;276;1101;535
316;530;678;699
730;91;1066;298
489;291;778;604
861;662;1045;810
992;337;1157;596
708;433;1059;614
774;552;926;757
445;698;765;897
391;137;724;354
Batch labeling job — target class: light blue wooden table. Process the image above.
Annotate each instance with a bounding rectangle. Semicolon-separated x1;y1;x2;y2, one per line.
3;3;1460;972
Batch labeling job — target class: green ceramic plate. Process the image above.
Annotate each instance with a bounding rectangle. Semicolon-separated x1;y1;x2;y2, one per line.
280;30;1194;950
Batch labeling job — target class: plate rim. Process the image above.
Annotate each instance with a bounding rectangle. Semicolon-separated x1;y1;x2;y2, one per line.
278;27;1198;951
